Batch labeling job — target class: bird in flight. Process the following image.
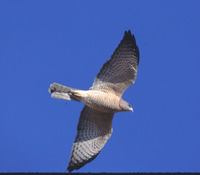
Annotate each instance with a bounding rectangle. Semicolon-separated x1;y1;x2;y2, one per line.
49;30;139;172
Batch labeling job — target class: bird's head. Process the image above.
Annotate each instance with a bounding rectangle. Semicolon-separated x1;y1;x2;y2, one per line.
119;99;133;112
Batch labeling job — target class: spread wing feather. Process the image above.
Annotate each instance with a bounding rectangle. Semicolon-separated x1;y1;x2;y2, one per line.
67;106;114;172
91;30;139;96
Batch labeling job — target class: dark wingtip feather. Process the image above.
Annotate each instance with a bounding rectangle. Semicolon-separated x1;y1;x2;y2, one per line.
67;151;100;172
122;30;139;61
67;166;73;172
123;30;136;45
67;162;77;172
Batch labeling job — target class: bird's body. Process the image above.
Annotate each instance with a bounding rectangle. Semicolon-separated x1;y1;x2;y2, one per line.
83;90;121;113
50;83;122;112
49;30;139;172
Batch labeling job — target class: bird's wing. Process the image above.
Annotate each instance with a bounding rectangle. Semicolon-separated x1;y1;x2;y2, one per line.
67;106;114;172
90;30;139;97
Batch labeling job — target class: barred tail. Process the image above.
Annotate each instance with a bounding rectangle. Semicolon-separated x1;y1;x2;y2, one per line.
49;83;82;101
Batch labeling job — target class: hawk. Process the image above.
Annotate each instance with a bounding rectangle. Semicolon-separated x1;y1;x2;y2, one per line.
49;30;139;172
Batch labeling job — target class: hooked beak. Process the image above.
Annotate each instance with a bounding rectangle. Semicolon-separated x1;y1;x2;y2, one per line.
130;107;133;112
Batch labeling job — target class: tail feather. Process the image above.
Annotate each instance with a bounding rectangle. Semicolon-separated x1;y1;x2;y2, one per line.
49;83;80;101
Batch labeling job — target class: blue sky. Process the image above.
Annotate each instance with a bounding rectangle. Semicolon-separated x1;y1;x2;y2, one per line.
1;0;200;173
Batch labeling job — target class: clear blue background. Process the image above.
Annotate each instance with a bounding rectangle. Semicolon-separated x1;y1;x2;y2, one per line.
0;0;200;173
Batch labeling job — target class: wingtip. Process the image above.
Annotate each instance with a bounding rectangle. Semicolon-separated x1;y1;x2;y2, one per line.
123;30;137;46
124;30;132;36
67;164;74;172
67;161;78;172
67;167;72;173
122;30;139;63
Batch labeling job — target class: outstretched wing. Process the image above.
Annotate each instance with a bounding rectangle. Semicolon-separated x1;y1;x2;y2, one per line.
91;30;139;97
67;106;114;172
